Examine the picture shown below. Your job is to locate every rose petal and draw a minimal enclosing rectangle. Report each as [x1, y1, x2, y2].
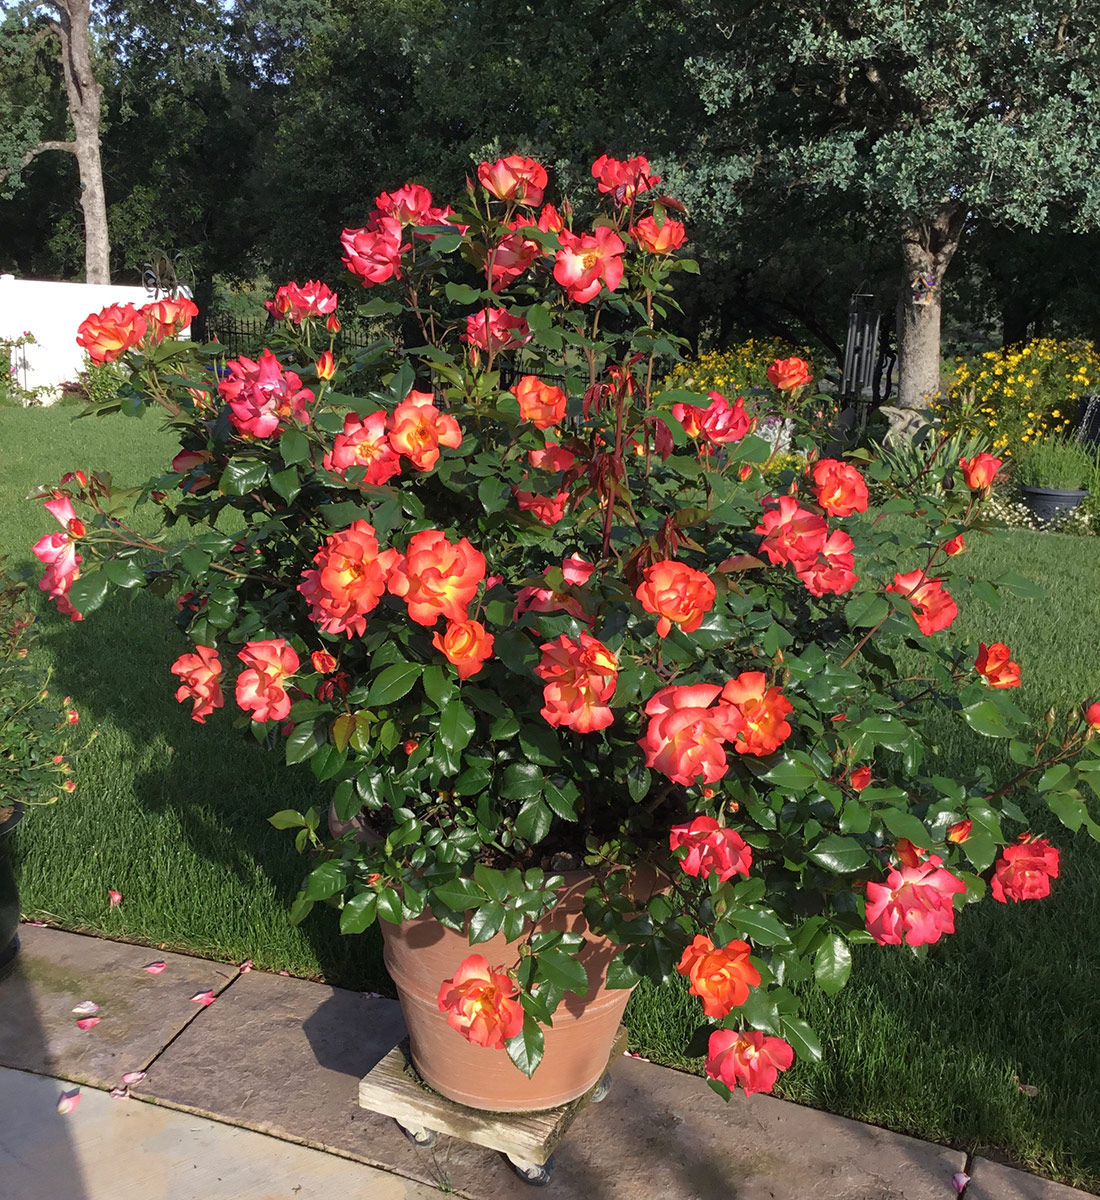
[57, 1089, 81, 1114]
[238, 960, 253, 973]
[72, 1000, 100, 1016]
[143, 961, 167, 974]
[952, 1173, 970, 1194]
[107, 889, 122, 908]
[278, 970, 290, 977]
[109, 1086, 130, 1100]
[76, 1017, 101, 1030]
[190, 990, 216, 1006]
[121, 1070, 147, 1085]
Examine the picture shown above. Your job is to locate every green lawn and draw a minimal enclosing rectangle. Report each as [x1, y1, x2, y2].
[4, 404, 1100, 1189]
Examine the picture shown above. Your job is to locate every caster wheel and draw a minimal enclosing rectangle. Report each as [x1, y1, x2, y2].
[591, 1073, 612, 1103]
[397, 1121, 438, 1149]
[507, 1152, 555, 1186]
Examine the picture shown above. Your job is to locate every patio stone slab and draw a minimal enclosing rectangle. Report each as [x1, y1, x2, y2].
[0, 1066, 439, 1199]
[134, 964, 969, 1199]
[0, 924, 237, 1090]
[967, 1157, 1094, 1199]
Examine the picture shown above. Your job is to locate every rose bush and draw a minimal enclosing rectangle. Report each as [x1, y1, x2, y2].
[32, 155, 1100, 1099]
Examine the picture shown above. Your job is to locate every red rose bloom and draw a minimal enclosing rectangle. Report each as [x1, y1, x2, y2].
[959, 452, 1002, 493]
[76, 303, 148, 364]
[477, 155, 548, 207]
[991, 834, 1059, 903]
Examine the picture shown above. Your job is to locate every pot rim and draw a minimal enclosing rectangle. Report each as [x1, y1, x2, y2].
[1017, 484, 1090, 498]
[0, 801, 24, 837]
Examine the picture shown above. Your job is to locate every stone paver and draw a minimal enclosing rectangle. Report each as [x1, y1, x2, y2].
[967, 1157, 1094, 1200]
[0, 925, 237, 1090]
[5, 927, 1094, 1200]
[137, 960, 967, 1199]
[0, 1066, 439, 1200]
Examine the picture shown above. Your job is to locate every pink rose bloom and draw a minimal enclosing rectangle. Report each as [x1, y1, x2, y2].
[514, 487, 570, 527]
[755, 496, 828, 571]
[514, 556, 594, 623]
[639, 684, 742, 786]
[341, 216, 405, 285]
[864, 850, 966, 946]
[235, 639, 300, 723]
[796, 529, 858, 597]
[700, 392, 751, 444]
[462, 309, 532, 354]
[553, 227, 626, 303]
[669, 815, 752, 882]
[705, 1030, 794, 1097]
[219, 349, 315, 440]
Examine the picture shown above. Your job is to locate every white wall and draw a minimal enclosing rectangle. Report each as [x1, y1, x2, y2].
[0, 276, 191, 401]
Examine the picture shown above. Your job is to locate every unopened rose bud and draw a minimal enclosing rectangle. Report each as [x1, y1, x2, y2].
[738, 464, 753, 481]
[1045, 706, 1056, 726]
[67, 709, 79, 725]
[326, 314, 341, 334]
[702, 786, 715, 799]
[404, 740, 419, 755]
[1086, 701, 1100, 729]
[316, 350, 336, 381]
[62, 779, 76, 793]
[946, 819, 972, 844]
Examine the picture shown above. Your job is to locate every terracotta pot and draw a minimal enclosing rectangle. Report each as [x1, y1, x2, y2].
[381, 871, 657, 1112]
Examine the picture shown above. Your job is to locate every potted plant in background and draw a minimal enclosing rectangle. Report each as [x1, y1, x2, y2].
[29, 155, 1100, 1114]
[1011, 434, 1097, 524]
[0, 563, 84, 978]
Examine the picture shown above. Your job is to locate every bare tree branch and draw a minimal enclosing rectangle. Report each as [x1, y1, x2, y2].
[0, 137, 76, 184]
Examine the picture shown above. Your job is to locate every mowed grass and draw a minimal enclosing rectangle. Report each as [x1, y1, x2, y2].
[1, 405, 383, 985]
[4, 405, 1100, 1188]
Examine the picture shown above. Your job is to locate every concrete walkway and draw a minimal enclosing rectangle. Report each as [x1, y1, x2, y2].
[0, 924, 1091, 1200]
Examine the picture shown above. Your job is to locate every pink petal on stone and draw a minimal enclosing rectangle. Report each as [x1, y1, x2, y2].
[953, 1172, 970, 1194]
[278, 970, 290, 977]
[76, 1017, 101, 1030]
[57, 1089, 81, 1114]
[190, 990, 216, 1006]
[238, 960, 253, 973]
[143, 961, 167, 974]
[109, 1087, 130, 1100]
[72, 1000, 100, 1016]
[121, 1071, 147, 1085]
[107, 889, 122, 908]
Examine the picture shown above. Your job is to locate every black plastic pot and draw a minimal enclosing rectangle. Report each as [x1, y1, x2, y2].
[1018, 485, 1089, 525]
[0, 802, 23, 981]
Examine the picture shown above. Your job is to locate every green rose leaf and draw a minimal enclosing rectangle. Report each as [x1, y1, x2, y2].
[366, 662, 423, 706]
[813, 934, 852, 996]
[506, 1013, 546, 1078]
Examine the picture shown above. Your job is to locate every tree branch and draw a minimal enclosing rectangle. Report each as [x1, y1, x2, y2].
[0, 139, 76, 185]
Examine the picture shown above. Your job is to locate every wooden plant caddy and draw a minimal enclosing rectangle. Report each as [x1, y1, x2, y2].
[359, 1025, 628, 1186]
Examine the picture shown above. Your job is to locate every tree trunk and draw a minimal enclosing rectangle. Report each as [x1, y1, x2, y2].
[895, 205, 966, 410]
[53, 0, 110, 284]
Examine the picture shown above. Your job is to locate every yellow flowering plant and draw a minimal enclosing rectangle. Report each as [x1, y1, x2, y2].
[939, 338, 1100, 456]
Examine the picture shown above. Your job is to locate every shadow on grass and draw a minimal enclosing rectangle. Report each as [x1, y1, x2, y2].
[31, 591, 387, 993]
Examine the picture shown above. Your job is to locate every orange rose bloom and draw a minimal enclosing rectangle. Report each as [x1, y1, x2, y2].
[170, 645, 224, 724]
[811, 458, 869, 517]
[76, 303, 148, 364]
[388, 529, 486, 626]
[959, 452, 1002, 493]
[720, 672, 794, 757]
[975, 641, 1021, 689]
[1087, 701, 1100, 729]
[635, 560, 716, 638]
[639, 683, 742, 785]
[311, 650, 337, 674]
[534, 632, 618, 732]
[388, 390, 462, 471]
[766, 356, 812, 391]
[671, 401, 707, 438]
[850, 765, 872, 791]
[514, 487, 570, 526]
[298, 520, 399, 637]
[437, 954, 524, 1049]
[142, 296, 198, 341]
[676, 935, 760, 1019]
[511, 375, 568, 429]
[632, 215, 687, 254]
[432, 618, 495, 680]
[324, 411, 402, 486]
[886, 570, 958, 636]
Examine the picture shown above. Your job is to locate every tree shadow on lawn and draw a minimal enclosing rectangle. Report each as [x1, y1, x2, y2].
[36, 591, 387, 993]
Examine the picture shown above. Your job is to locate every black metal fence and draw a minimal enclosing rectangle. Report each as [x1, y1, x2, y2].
[207, 317, 376, 360]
